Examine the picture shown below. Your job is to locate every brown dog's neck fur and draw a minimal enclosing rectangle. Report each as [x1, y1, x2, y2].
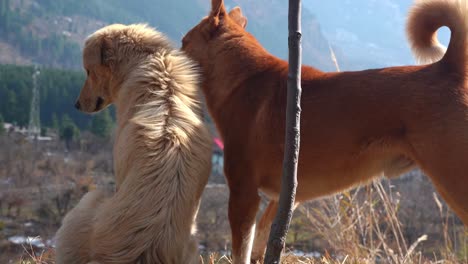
[202, 31, 282, 107]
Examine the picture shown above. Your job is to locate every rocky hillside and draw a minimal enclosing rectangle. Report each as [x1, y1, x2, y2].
[0, 0, 338, 71]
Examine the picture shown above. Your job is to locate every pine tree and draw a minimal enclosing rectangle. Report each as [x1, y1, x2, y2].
[0, 0, 11, 31]
[60, 114, 79, 149]
[90, 109, 114, 138]
[51, 113, 59, 131]
[0, 114, 5, 135]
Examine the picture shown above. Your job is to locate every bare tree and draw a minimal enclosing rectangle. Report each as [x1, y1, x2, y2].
[265, 0, 302, 263]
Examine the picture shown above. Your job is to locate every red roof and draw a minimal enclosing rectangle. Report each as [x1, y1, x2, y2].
[214, 137, 224, 150]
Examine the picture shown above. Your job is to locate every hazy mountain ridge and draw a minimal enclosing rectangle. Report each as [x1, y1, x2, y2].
[305, 0, 451, 70]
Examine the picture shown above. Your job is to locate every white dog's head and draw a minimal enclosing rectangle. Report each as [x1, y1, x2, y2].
[75, 24, 172, 113]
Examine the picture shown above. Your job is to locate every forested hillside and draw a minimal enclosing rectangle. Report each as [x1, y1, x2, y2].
[0, 64, 113, 137]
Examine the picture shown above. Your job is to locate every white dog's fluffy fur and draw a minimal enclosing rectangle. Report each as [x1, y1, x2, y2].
[55, 24, 212, 264]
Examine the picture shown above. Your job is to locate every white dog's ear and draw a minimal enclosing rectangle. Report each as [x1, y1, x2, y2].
[229, 7, 248, 29]
[100, 37, 113, 67]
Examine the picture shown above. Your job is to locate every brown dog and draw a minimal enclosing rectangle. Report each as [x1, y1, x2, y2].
[55, 24, 212, 263]
[182, 0, 468, 263]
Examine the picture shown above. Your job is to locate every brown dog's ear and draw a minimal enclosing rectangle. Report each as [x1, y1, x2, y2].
[211, 0, 226, 18]
[229, 7, 248, 29]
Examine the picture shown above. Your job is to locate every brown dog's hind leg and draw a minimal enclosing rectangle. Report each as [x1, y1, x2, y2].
[428, 171, 468, 224]
[415, 137, 468, 224]
[228, 185, 261, 264]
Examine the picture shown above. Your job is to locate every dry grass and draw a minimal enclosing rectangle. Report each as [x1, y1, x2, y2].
[291, 179, 467, 264]
[15, 244, 55, 264]
[15, 179, 466, 264]
[198, 178, 466, 264]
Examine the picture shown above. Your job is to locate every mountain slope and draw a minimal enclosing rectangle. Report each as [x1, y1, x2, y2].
[200, 0, 338, 71]
[0, 0, 337, 71]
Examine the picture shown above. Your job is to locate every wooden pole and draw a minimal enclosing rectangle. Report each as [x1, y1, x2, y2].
[264, 0, 302, 263]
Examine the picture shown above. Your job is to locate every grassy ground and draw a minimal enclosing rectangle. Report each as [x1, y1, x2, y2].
[8, 179, 467, 264]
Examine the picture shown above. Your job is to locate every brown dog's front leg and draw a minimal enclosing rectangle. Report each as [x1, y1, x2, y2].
[228, 187, 261, 264]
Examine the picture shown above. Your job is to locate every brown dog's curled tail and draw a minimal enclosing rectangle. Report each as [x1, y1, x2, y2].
[407, 0, 468, 75]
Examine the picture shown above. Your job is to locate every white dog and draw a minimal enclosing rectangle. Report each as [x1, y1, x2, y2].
[55, 24, 212, 264]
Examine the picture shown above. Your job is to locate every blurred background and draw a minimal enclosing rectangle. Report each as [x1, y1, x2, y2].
[0, 0, 465, 263]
